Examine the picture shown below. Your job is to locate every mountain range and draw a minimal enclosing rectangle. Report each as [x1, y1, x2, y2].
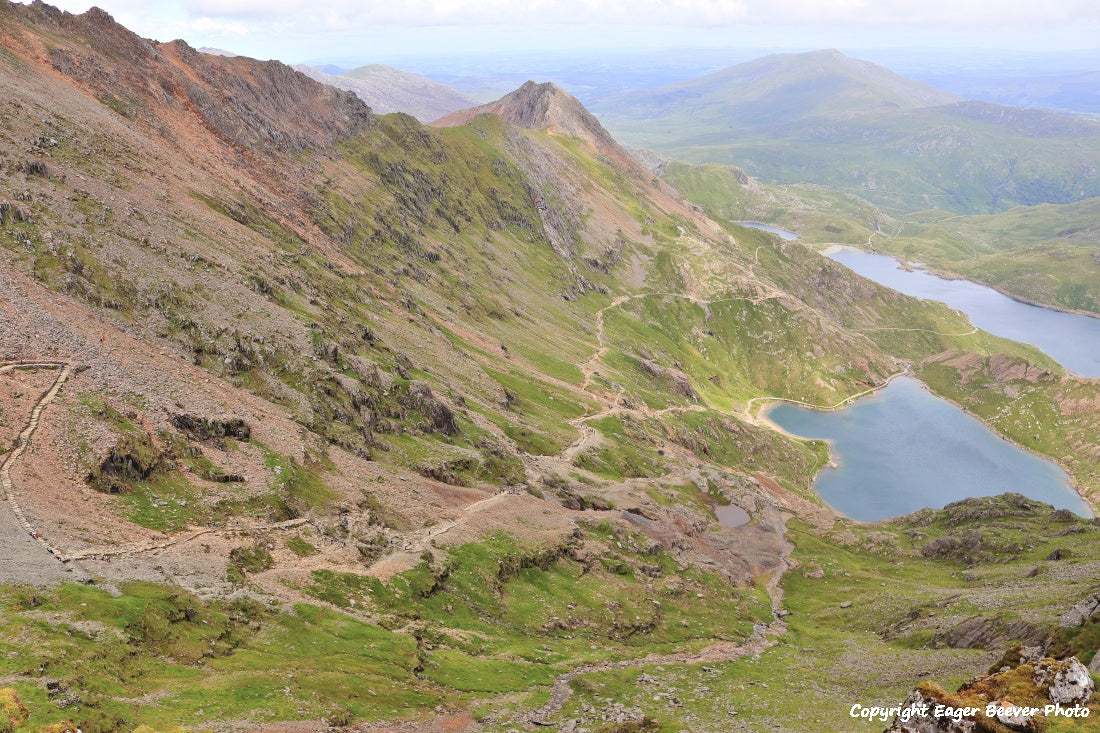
[596, 49, 1100, 215]
[0, 3, 1099, 732]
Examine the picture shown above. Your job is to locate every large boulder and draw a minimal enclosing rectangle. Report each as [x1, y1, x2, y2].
[1033, 658, 1094, 705]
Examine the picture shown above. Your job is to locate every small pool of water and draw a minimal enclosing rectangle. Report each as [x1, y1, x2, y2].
[715, 504, 750, 527]
[765, 376, 1091, 521]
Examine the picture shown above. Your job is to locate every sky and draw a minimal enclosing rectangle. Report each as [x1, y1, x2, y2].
[29, 0, 1100, 65]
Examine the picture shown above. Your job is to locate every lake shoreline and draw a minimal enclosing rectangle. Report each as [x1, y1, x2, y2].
[757, 375, 1095, 522]
[820, 244, 1100, 324]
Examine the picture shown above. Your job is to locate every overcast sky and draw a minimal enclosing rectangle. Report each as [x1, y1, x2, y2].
[32, 0, 1100, 64]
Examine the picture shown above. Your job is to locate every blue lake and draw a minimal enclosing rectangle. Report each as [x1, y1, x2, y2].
[766, 377, 1091, 521]
[827, 249, 1100, 377]
[735, 222, 801, 240]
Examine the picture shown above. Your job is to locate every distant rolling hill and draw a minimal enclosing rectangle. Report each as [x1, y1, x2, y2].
[871, 196, 1100, 315]
[595, 50, 1100, 215]
[294, 63, 477, 122]
[916, 69, 1100, 116]
[598, 48, 959, 130]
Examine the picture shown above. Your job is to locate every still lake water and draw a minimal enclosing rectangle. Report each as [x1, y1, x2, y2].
[766, 377, 1091, 521]
[827, 249, 1100, 377]
[734, 222, 801, 240]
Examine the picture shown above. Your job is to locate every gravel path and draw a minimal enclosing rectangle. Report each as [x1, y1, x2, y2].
[0, 361, 91, 584]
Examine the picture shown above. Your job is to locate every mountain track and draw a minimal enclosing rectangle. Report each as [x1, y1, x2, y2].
[0, 360, 90, 583]
[517, 519, 795, 728]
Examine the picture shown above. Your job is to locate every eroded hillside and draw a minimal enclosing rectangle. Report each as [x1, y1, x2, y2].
[1, 3, 1098, 731]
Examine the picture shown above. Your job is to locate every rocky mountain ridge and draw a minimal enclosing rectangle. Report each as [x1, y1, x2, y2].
[0, 4, 1098, 732]
[435, 80, 626, 160]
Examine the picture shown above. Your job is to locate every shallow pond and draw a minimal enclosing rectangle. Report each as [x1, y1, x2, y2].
[715, 504, 750, 527]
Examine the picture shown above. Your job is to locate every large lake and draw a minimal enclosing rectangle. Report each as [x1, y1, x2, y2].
[827, 248, 1100, 377]
[735, 222, 801, 240]
[767, 377, 1091, 521]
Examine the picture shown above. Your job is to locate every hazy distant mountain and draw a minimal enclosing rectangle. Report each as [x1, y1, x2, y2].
[915, 69, 1100, 116]
[295, 63, 477, 122]
[595, 49, 1100, 214]
[198, 47, 237, 57]
[595, 49, 960, 131]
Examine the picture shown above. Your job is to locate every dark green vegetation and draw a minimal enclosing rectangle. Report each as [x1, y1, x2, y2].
[0, 527, 770, 731]
[866, 198, 1100, 316]
[659, 152, 1100, 316]
[660, 160, 882, 245]
[613, 50, 1100, 318]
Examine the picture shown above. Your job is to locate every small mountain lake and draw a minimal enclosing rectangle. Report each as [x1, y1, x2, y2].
[826, 248, 1100, 377]
[766, 376, 1091, 521]
[735, 221, 801, 240]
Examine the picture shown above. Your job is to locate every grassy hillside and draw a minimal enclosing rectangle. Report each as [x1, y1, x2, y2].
[0, 5, 1098, 732]
[869, 198, 1100, 315]
[659, 160, 885, 245]
[660, 157, 1100, 317]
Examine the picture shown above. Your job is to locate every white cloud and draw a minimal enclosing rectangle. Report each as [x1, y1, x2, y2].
[32, 0, 1100, 33]
[21, 0, 1100, 59]
[188, 16, 250, 35]
[169, 0, 1100, 28]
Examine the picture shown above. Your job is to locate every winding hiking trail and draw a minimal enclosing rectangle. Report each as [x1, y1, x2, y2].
[0, 366, 365, 572]
[0, 360, 90, 583]
[578, 295, 629, 392]
[64, 516, 313, 562]
[506, 280, 811, 727]
[520, 529, 795, 728]
[561, 288, 787, 464]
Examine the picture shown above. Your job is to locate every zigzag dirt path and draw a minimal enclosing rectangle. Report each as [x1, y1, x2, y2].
[563, 289, 787, 463]
[0, 362, 334, 576]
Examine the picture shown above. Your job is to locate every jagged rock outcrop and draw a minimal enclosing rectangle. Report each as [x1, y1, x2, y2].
[0, 0, 374, 158]
[932, 615, 1046, 650]
[433, 81, 636, 168]
[401, 381, 459, 436]
[638, 358, 699, 401]
[884, 657, 1096, 732]
[171, 413, 252, 443]
[885, 688, 975, 732]
[1059, 590, 1100, 628]
[1033, 658, 1094, 705]
[435, 81, 614, 148]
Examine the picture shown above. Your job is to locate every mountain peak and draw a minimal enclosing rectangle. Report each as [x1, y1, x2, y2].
[434, 79, 620, 154]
